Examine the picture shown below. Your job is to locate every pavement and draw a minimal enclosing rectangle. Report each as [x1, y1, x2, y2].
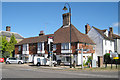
[1, 63, 119, 78]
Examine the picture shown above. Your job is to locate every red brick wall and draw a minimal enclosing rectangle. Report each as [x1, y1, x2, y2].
[56, 43, 61, 55]
[55, 42, 95, 55]
[45, 42, 48, 54]
[78, 43, 95, 53]
[15, 45, 22, 54]
[71, 43, 77, 54]
[29, 43, 37, 54]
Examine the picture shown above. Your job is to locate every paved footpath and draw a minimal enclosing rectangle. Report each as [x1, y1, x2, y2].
[1, 63, 119, 78]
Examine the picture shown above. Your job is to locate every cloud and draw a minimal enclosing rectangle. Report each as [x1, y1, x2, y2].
[112, 22, 120, 27]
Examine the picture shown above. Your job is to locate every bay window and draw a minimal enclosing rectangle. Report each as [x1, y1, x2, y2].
[61, 43, 69, 50]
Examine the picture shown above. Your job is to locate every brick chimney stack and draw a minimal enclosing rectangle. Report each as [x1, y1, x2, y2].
[85, 24, 91, 34]
[39, 31, 44, 36]
[109, 27, 113, 38]
[6, 26, 11, 31]
[62, 13, 71, 26]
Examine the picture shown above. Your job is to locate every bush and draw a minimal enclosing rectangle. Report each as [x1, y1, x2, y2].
[104, 53, 120, 64]
[104, 53, 111, 64]
[85, 56, 92, 65]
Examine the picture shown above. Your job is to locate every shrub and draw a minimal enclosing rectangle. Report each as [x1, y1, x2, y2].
[85, 56, 92, 65]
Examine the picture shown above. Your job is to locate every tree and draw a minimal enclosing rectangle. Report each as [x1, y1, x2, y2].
[7, 34, 17, 57]
[1, 36, 9, 58]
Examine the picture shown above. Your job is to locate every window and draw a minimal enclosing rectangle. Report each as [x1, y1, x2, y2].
[105, 50, 107, 54]
[23, 44, 28, 51]
[61, 43, 69, 50]
[53, 45, 56, 50]
[37, 43, 42, 51]
[18, 46, 21, 51]
[110, 41, 112, 46]
[105, 40, 107, 45]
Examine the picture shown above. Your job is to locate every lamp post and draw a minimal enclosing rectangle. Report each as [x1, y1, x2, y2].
[63, 3, 72, 68]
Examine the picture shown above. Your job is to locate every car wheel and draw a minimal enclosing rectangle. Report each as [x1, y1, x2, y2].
[18, 61, 22, 64]
[6, 61, 10, 64]
[37, 62, 40, 66]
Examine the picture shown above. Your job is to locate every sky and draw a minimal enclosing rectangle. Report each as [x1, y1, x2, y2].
[2, 2, 118, 38]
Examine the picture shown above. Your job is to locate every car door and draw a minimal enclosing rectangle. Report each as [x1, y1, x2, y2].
[13, 58, 17, 63]
[9, 58, 14, 63]
[9, 58, 17, 63]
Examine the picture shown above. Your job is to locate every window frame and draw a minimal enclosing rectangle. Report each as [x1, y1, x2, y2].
[61, 43, 69, 50]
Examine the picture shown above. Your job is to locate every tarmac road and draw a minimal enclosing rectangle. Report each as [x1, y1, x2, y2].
[1, 63, 119, 78]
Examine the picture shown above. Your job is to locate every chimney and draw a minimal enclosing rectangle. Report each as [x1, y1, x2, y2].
[6, 26, 11, 31]
[62, 13, 71, 26]
[39, 31, 44, 36]
[109, 27, 113, 38]
[85, 24, 91, 34]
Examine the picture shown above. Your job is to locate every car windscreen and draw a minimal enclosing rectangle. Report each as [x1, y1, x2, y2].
[9, 58, 17, 60]
[37, 58, 40, 62]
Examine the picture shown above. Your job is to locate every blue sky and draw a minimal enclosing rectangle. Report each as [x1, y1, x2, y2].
[2, 2, 118, 38]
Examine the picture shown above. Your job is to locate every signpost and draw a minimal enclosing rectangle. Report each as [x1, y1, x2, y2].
[110, 51, 119, 69]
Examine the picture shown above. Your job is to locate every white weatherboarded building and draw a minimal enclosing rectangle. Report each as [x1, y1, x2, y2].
[87, 26, 114, 61]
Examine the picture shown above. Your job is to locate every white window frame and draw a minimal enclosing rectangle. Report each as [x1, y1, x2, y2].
[18, 46, 21, 51]
[110, 41, 112, 46]
[105, 40, 107, 45]
[23, 44, 29, 51]
[37, 42, 42, 51]
[61, 43, 69, 50]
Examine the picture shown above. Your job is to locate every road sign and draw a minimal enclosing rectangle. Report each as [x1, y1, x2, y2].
[110, 52, 118, 59]
[113, 57, 119, 59]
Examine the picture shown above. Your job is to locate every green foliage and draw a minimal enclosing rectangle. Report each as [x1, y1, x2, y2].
[0, 34, 17, 58]
[0, 36, 9, 58]
[7, 34, 17, 57]
[83, 60, 86, 66]
[104, 53, 111, 63]
[85, 56, 93, 65]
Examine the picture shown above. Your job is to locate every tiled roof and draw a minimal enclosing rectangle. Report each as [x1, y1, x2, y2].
[54, 24, 95, 44]
[16, 34, 54, 45]
[112, 34, 120, 39]
[92, 26, 114, 41]
[0, 31, 24, 39]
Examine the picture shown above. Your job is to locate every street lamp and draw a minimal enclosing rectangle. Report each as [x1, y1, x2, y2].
[63, 3, 72, 68]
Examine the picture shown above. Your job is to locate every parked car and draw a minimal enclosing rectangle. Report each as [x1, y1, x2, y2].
[34, 56, 57, 66]
[6, 57, 24, 64]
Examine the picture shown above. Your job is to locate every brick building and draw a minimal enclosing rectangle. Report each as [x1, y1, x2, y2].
[15, 31, 53, 62]
[53, 13, 95, 65]
[15, 13, 96, 65]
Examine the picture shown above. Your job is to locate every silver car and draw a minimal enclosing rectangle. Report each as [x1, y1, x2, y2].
[6, 58, 24, 64]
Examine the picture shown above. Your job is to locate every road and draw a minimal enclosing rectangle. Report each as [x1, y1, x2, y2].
[1, 63, 119, 78]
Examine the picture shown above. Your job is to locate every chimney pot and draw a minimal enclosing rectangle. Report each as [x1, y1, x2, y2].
[39, 30, 44, 36]
[85, 24, 91, 34]
[109, 27, 113, 38]
[6, 26, 11, 31]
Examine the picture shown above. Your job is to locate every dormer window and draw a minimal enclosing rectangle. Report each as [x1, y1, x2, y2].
[104, 30, 108, 37]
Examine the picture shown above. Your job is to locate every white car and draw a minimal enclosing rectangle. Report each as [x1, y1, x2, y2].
[34, 56, 57, 66]
[6, 58, 24, 64]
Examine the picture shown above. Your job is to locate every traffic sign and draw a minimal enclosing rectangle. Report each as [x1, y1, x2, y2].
[113, 57, 119, 59]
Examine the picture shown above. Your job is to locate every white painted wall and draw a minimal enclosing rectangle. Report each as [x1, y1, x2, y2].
[117, 39, 120, 54]
[87, 27, 115, 61]
[77, 53, 91, 65]
[29, 54, 33, 62]
[87, 28, 103, 61]
[103, 39, 114, 55]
